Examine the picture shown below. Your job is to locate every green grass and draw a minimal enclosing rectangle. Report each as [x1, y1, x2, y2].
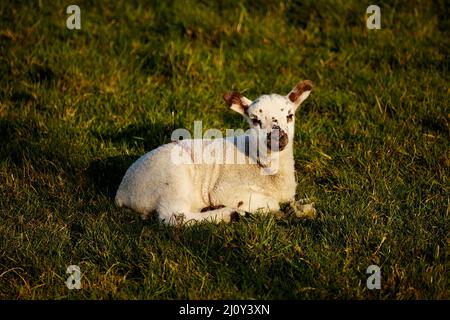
[0, 0, 448, 299]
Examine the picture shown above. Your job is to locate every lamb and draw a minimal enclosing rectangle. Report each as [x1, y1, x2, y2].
[115, 80, 316, 225]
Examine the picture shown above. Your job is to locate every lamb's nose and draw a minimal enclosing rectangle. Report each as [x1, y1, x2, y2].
[267, 126, 289, 151]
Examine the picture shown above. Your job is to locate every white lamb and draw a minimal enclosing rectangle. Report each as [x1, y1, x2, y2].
[115, 80, 316, 225]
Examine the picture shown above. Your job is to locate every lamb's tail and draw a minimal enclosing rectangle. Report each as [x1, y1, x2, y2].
[114, 194, 123, 208]
[115, 191, 123, 207]
[115, 180, 126, 208]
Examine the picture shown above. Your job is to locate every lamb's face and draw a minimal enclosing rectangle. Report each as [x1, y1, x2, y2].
[223, 80, 313, 152]
[245, 95, 294, 151]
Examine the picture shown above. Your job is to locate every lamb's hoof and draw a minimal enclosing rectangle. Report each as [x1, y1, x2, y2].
[201, 204, 226, 212]
[228, 210, 250, 223]
[230, 211, 240, 222]
[286, 200, 317, 220]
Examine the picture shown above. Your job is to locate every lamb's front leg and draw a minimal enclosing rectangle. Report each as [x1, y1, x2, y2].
[185, 206, 246, 225]
[236, 194, 314, 220]
[236, 193, 281, 215]
[239, 194, 317, 220]
[157, 201, 244, 226]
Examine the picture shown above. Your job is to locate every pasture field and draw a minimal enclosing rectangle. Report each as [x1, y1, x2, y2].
[0, 0, 448, 299]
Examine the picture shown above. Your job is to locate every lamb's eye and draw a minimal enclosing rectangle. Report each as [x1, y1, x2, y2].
[287, 114, 294, 122]
[251, 118, 261, 127]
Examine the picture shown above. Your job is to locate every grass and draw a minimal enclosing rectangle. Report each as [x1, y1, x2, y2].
[0, 0, 448, 299]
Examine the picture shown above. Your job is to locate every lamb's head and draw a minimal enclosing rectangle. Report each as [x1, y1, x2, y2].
[223, 80, 313, 152]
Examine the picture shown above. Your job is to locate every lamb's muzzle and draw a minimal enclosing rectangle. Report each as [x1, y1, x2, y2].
[267, 125, 289, 151]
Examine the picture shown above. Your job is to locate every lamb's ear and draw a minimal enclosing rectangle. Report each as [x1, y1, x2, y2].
[223, 92, 252, 115]
[287, 80, 313, 108]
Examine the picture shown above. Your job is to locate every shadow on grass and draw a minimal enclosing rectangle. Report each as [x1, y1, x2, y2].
[0, 117, 80, 173]
[86, 121, 182, 199]
[86, 155, 138, 199]
[139, 216, 323, 298]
